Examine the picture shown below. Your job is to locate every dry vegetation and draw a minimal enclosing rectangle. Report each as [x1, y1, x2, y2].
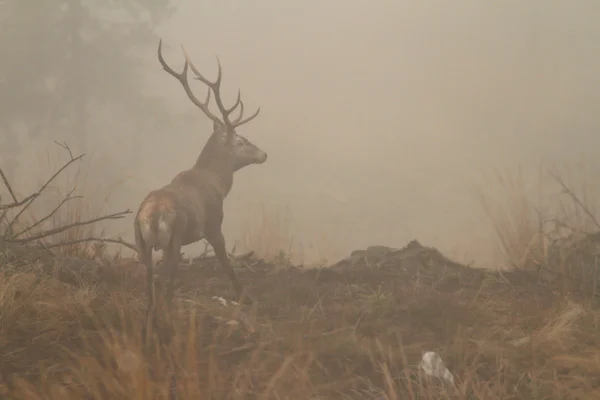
[1, 149, 600, 399]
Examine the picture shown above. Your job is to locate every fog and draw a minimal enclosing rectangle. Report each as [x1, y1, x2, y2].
[4, 0, 600, 265]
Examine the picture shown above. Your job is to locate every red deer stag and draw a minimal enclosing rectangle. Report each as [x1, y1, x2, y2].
[134, 40, 266, 318]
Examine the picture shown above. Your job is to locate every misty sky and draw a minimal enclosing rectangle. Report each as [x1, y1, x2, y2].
[13, 0, 600, 265]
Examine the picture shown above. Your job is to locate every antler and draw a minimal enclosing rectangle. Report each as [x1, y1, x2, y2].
[180, 45, 260, 130]
[158, 40, 221, 125]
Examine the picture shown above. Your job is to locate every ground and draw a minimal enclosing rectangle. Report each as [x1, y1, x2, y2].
[0, 240, 599, 399]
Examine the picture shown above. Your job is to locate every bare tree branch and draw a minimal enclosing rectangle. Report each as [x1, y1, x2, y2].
[12, 187, 81, 238]
[0, 192, 39, 211]
[2, 142, 134, 257]
[6, 210, 132, 244]
[53, 140, 74, 159]
[6, 143, 85, 233]
[0, 168, 18, 203]
[0, 167, 40, 211]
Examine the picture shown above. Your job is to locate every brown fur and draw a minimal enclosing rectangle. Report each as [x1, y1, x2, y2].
[136, 41, 266, 343]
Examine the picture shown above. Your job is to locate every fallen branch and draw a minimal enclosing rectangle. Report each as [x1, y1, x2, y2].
[191, 250, 255, 264]
[42, 236, 138, 252]
[198, 241, 213, 258]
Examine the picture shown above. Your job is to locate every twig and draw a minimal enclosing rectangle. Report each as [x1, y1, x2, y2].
[6, 210, 132, 244]
[1, 142, 135, 255]
[235, 251, 255, 261]
[0, 168, 18, 203]
[243, 261, 257, 273]
[7, 146, 84, 233]
[53, 140, 73, 159]
[543, 218, 584, 235]
[42, 236, 138, 252]
[0, 209, 9, 228]
[12, 187, 81, 238]
[0, 192, 39, 211]
[199, 241, 212, 257]
[549, 170, 600, 230]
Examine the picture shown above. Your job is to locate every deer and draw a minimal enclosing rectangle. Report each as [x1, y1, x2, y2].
[134, 40, 267, 328]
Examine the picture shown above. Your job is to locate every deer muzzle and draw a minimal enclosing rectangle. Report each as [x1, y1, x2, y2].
[257, 151, 267, 164]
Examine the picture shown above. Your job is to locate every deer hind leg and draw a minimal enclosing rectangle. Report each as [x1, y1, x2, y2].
[206, 230, 245, 302]
[142, 248, 154, 321]
[151, 233, 183, 347]
[142, 250, 155, 348]
[164, 233, 183, 311]
[135, 220, 155, 346]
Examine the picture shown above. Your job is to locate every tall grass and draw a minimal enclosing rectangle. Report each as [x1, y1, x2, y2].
[475, 159, 600, 271]
[239, 202, 341, 266]
[240, 202, 296, 263]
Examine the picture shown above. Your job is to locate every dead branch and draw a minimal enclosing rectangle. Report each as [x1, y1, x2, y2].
[42, 236, 138, 252]
[12, 187, 81, 238]
[199, 240, 213, 257]
[190, 241, 252, 262]
[6, 210, 132, 244]
[1, 142, 136, 256]
[548, 170, 600, 230]
[6, 143, 84, 233]
[53, 140, 74, 159]
[0, 209, 8, 229]
[0, 168, 18, 203]
[234, 251, 255, 261]
[0, 168, 40, 211]
[191, 250, 255, 265]
[0, 192, 39, 211]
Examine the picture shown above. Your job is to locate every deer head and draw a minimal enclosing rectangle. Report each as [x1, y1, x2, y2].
[157, 40, 267, 171]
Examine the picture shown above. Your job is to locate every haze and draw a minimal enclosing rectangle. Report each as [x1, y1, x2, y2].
[6, 0, 600, 265]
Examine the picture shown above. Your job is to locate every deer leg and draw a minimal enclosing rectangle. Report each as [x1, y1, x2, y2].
[139, 247, 154, 347]
[206, 231, 244, 301]
[164, 235, 183, 311]
[135, 218, 156, 348]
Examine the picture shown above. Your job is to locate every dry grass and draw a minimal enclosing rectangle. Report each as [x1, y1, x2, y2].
[240, 203, 296, 264]
[2, 156, 600, 398]
[239, 202, 339, 266]
[1, 241, 600, 399]
[475, 165, 546, 269]
[475, 160, 600, 272]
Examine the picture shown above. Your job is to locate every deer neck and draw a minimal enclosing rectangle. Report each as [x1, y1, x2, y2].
[194, 137, 235, 196]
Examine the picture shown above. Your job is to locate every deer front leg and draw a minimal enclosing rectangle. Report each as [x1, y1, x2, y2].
[206, 230, 245, 301]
